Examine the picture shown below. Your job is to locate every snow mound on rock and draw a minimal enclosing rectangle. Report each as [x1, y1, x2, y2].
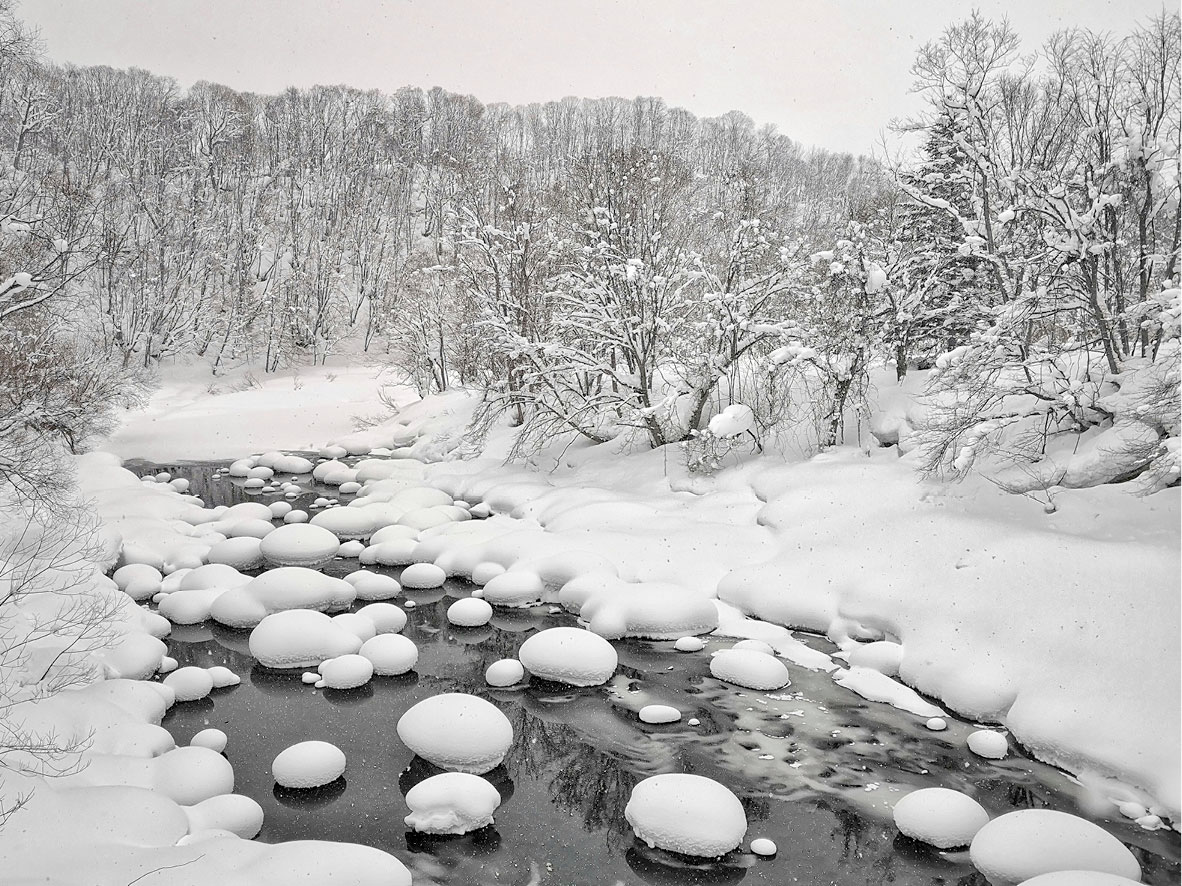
[359, 634, 418, 675]
[396, 693, 512, 774]
[400, 562, 446, 589]
[482, 571, 545, 607]
[205, 536, 264, 570]
[356, 602, 406, 634]
[639, 704, 681, 724]
[260, 524, 340, 569]
[485, 659, 525, 687]
[969, 809, 1141, 885]
[249, 609, 363, 668]
[163, 666, 214, 702]
[447, 597, 493, 627]
[518, 627, 617, 686]
[404, 772, 501, 834]
[709, 649, 790, 690]
[625, 773, 747, 857]
[210, 567, 355, 628]
[272, 740, 346, 789]
[345, 570, 401, 601]
[318, 654, 374, 689]
[560, 575, 718, 639]
[892, 787, 989, 849]
[310, 507, 377, 541]
[968, 729, 1009, 760]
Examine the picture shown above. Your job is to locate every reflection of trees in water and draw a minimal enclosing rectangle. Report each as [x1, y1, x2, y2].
[815, 798, 868, 859]
[167, 637, 253, 671]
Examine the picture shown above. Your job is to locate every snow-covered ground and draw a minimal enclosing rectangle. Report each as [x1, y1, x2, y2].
[2, 358, 1177, 883]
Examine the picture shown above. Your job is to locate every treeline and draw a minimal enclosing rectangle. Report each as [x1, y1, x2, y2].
[0, 3, 1178, 492]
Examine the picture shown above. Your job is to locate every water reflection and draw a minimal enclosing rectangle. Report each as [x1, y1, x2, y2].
[274, 777, 348, 809]
[625, 844, 748, 886]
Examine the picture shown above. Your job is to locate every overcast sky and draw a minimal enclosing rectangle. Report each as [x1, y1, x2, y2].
[16, 0, 1168, 155]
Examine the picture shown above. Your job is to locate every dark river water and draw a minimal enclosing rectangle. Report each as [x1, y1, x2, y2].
[133, 458, 1181, 886]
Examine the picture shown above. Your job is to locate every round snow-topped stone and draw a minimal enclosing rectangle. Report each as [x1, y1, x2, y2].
[310, 507, 376, 541]
[396, 693, 512, 774]
[675, 636, 706, 652]
[639, 704, 681, 724]
[925, 717, 948, 731]
[359, 634, 418, 676]
[272, 741, 346, 789]
[331, 612, 377, 642]
[404, 772, 502, 835]
[318, 653, 374, 689]
[269, 501, 293, 519]
[485, 659, 525, 687]
[207, 666, 240, 688]
[356, 602, 406, 634]
[228, 517, 272, 537]
[448, 597, 493, 627]
[709, 649, 790, 690]
[732, 639, 775, 655]
[750, 838, 777, 856]
[970, 809, 1141, 885]
[189, 728, 228, 752]
[206, 536, 264, 570]
[283, 510, 309, 524]
[338, 540, 365, 557]
[1016, 874, 1143, 886]
[518, 627, 617, 686]
[471, 562, 506, 586]
[401, 562, 446, 589]
[482, 571, 544, 607]
[625, 773, 747, 858]
[113, 564, 163, 602]
[164, 667, 214, 702]
[260, 523, 340, 569]
[968, 730, 1008, 760]
[346, 571, 401, 601]
[249, 609, 362, 668]
[893, 787, 989, 849]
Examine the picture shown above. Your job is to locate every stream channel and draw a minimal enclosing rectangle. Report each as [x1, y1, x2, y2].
[129, 457, 1181, 886]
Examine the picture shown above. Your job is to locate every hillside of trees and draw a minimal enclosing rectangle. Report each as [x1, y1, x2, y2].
[0, 3, 1177, 493]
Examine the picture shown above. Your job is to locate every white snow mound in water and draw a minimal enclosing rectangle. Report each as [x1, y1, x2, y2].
[359, 634, 418, 675]
[969, 809, 1141, 885]
[404, 772, 502, 834]
[345, 570, 402, 601]
[190, 728, 228, 752]
[356, 601, 407, 633]
[518, 627, 617, 686]
[639, 704, 681, 724]
[205, 536, 264, 570]
[1015, 873, 1143, 886]
[485, 659, 525, 687]
[560, 575, 718, 639]
[184, 793, 264, 839]
[260, 523, 340, 569]
[482, 571, 545, 607]
[968, 729, 1009, 760]
[211, 566, 355, 628]
[400, 562, 446, 589]
[447, 597, 493, 627]
[625, 773, 747, 857]
[318, 653, 374, 689]
[708, 403, 755, 438]
[396, 693, 512, 774]
[272, 740, 346, 789]
[331, 612, 377, 642]
[709, 649, 790, 690]
[163, 666, 214, 702]
[892, 787, 989, 848]
[310, 507, 377, 541]
[249, 609, 362, 668]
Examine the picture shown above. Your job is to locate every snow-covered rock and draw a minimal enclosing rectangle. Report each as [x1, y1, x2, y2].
[249, 609, 362, 668]
[892, 787, 989, 849]
[485, 659, 525, 687]
[403, 772, 501, 834]
[210, 567, 355, 628]
[356, 602, 406, 634]
[400, 562, 446, 589]
[205, 536, 264, 570]
[317, 654, 374, 689]
[259, 524, 340, 569]
[345, 570, 401, 601]
[331, 612, 377, 642]
[625, 773, 747, 857]
[359, 634, 418, 676]
[968, 730, 1009, 760]
[447, 597, 493, 627]
[750, 837, 777, 856]
[709, 649, 790, 690]
[310, 507, 376, 541]
[561, 576, 718, 639]
[969, 810, 1141, 885]
[396, 693, 512, 774]
[518, 627, 618, 686]
[163, 666, 214, 702]
[675, 636, 706, 652]
[639, 704, 681, 724]
[272, 740, 346, 789]
[482, 571, 545, 607]
[189, 728, 228, 752]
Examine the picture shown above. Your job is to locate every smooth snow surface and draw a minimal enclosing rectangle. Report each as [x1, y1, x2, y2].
[518, 627, 618, 686]
[750, 838, 777, 856]
[969, 810, 1141, 885]
[317, 653, 374, 689]
[709, 649, 790, 690]
[892, 787, 989, 848]
[625, 773, 747, 857]
[447, 597, 493, 626]
[259, 523, 340, 568]
[968, 730, 1009, 760]
[639, 704, 682, 724]
[396, 693, 513, 773]
[484, 659, 525, 687]
[399, 562, 446, 589]
[403, 772, 502, 834]
[359, 634, 418, 675]
[248, 609, 362, 668]
[355, 601, 407, 633]
[190, 728, 228, 752]
[272, 740, 347, 789]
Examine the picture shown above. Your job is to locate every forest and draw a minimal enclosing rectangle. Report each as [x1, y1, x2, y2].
[0, 5, 1176, 497]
